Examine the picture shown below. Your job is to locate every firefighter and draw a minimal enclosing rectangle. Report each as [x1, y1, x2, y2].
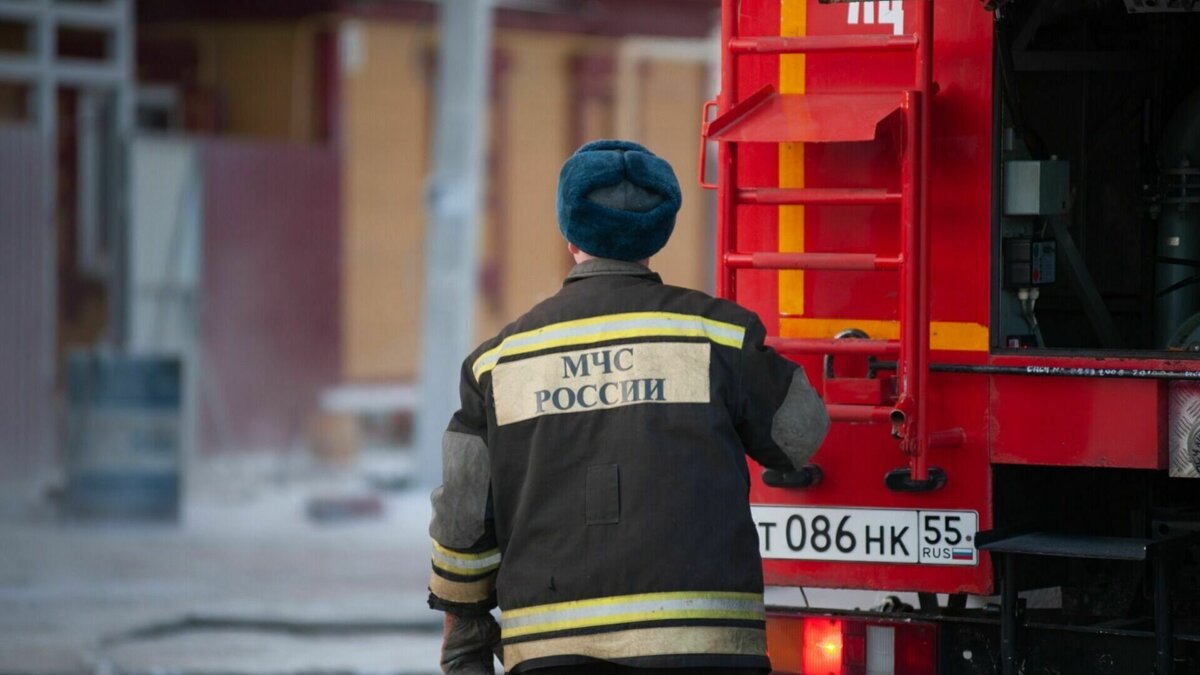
[428, 140, 830, 675]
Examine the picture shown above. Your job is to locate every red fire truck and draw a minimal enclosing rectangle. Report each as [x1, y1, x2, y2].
[700, 1, 1200, 672]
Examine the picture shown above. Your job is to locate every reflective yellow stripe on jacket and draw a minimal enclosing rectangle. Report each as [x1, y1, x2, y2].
[428, 541, 501, 606]
[472, 312, 747, 381]
[500, 591, 767, 668]
[501, 590, 764, 638]
[431, 540, 501, 576]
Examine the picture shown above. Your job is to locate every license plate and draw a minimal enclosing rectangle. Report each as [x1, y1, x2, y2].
[750, 505, 979, 566]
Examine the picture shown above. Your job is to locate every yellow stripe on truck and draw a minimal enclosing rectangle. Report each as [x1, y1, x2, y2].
[780, 317, 990, 352]
[779, 0, 808, 316]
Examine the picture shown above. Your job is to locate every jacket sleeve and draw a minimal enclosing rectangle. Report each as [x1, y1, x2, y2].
[734, 317, 830, 471]
[428, 357, 500, 616]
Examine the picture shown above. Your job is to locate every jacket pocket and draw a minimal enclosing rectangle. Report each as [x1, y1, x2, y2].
[585, 464, 620, 525]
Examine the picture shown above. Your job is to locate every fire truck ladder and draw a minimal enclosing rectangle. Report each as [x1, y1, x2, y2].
[700, 0, 957, 492]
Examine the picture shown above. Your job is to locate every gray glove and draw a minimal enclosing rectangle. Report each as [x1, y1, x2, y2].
[441, 613, 501, 675]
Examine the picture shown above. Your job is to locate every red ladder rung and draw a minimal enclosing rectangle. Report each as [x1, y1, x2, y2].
[725, 251, 901, 271]
[827, 404, 893, 424]
[728, 34, 919, 55]
[767, 337, 900, 357]
[738, 187, 901, 206]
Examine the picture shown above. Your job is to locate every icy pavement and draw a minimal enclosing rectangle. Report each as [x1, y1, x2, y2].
[0, 453, 451, 674]
[0, 451, 985, 674]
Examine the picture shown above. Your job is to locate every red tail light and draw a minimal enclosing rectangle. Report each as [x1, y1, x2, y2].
[766, 612, 937, 674]
[802, 617, 844, 673]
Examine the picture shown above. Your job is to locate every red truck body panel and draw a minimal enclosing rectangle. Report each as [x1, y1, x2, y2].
[720, 0, 1193, 598]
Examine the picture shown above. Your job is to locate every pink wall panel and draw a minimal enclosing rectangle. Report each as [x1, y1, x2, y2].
[200, 139, 340, 453]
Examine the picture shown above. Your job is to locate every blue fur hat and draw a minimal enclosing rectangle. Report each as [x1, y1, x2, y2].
[557, 139, 682, 262]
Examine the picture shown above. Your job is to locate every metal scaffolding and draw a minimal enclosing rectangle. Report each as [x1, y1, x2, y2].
[0, 0, 136, 345]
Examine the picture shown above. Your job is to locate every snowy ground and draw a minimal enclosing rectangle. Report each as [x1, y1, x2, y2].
[0, 452, 449, 674]
[0, 451, 972, 674]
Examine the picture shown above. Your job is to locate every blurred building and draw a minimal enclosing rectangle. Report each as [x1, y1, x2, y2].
[0, 0, 719, 470]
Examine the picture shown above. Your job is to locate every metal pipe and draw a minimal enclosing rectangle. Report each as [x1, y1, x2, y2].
[716, 0, 737, 300]
[1001, 553, 1018, 675]
[0, 57, 125, 87]
[728, 34, 918, 55]
[0, 57, 37, 81]
[827, 404, 893, 424]
[110, 0, 135, 349]
[724, 251, 900, 271]
[0, 0, 122, 28]
[910, 0, 935, 482]
[34, 0, 57, 407]
[767, 337, 900, 357]
[897, 90, 921, 466]
[1156, 87, 1200, 346]
[737, 187, 902, 206]
[1153, 202, 1200, 348]
[1155, 551, 1174, 675]
[928, 428, 966, 449]
[872, 360, 1200, 380]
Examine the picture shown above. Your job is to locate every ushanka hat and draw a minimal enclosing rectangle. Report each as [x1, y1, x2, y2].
[556, 139, 682, 262]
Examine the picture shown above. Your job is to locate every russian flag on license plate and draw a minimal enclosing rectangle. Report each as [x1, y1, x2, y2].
[952, 548, 973, 560]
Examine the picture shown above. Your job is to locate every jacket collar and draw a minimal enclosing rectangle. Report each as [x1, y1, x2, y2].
[564, 258, 662, 285]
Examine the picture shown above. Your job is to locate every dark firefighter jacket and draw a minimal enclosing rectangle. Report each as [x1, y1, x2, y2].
[428, 258, 830, 672]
